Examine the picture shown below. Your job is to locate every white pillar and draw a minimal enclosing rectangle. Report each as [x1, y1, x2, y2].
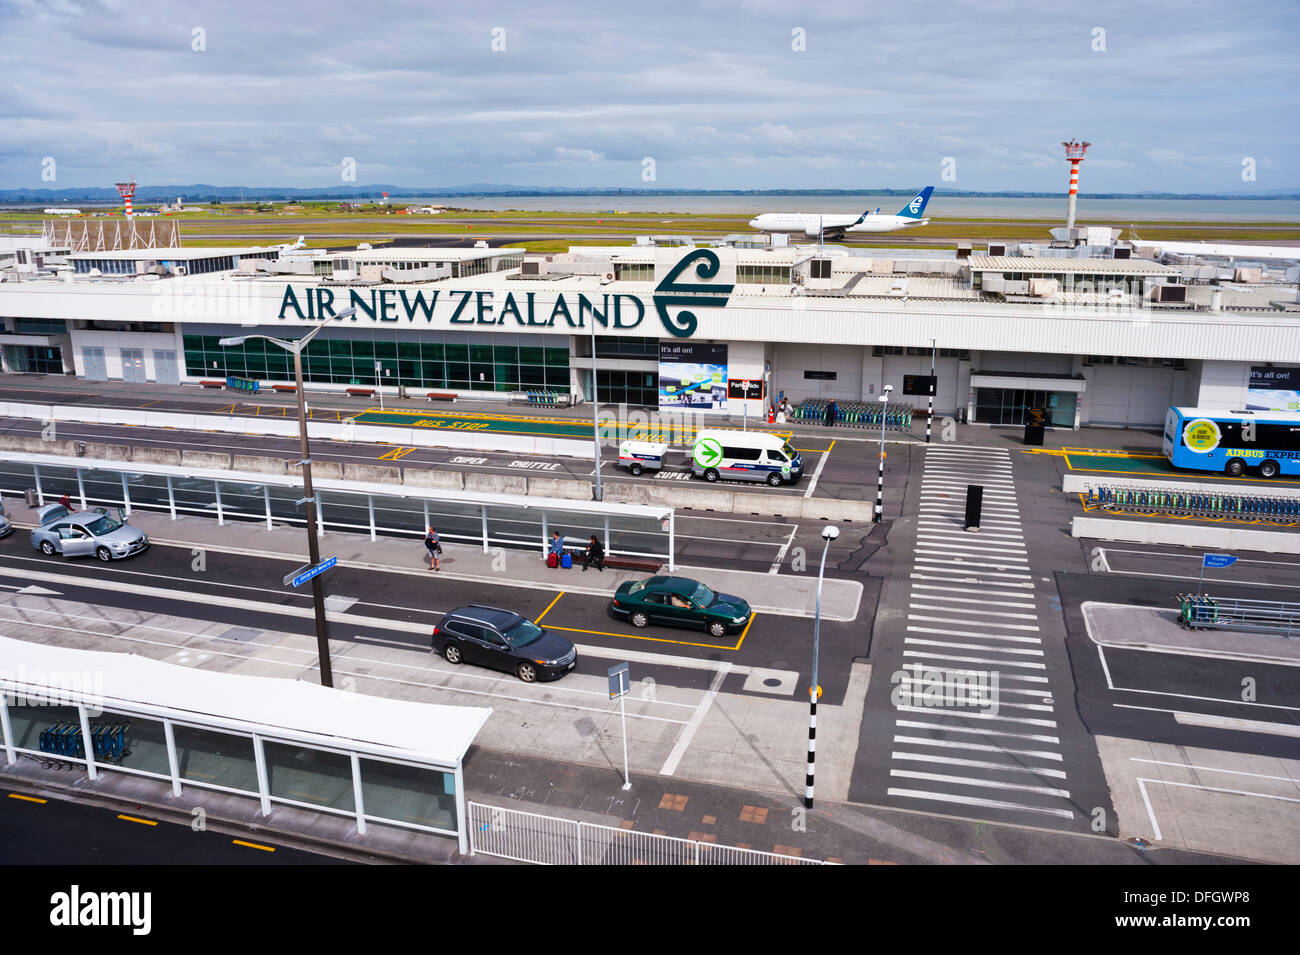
[481, 506, 489, 553]
[164, 720, 182, 796]
[120, 472, 132, 516]
[252, 735, 271, 816]
[76, 469, 86, 510]
[166, 475, 176, 520]
[454, 763, 468, 855]
[78, 704, 97, 781]
[264, 485, 272, 530]
[0, 693, 14, 765]
[367, 494, 376, 542]
[33, 464, 43, 504]
[214, 481, 224, 526]
[352, 753, 367, 836]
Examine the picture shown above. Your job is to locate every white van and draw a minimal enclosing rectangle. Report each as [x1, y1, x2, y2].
[690, 429, 803, 486]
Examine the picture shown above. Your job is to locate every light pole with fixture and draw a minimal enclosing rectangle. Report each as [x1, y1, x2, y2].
[874, 384, 892, 523]
[218, 305, 354, 688]
[592, 280, 612, 501]
[805, 523, 839, 809]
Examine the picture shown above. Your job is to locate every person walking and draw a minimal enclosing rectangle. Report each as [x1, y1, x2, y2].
[582, 534, 605, 572]
[424, 526, 442, 571]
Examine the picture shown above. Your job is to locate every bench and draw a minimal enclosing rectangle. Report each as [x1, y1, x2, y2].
[199, 380, 225, 389]
[427, 392, 456, 402]
[272, 384, 297, 393]
[346, 387, 375, 397]
[604, 555, 662, 573]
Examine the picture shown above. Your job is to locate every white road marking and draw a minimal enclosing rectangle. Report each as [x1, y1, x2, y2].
[659, 663, 730, 776]
[768, 524, 799, 575]
[903, 650, 1047, 670]
[886, 788, 1074, 819]
[895, 718, 1059, 744]
[909, 603, 1040, 620]
[894, 735, 1063, 761]
[891, 751, 1068, 778]
[803, 444, 831, 499]
[890, 769, 1070, 798]
[907, 614, 1040, 631]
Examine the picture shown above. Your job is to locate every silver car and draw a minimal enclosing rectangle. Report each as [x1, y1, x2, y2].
[30, 504, 149, 562]
[0, 502, 12, 539]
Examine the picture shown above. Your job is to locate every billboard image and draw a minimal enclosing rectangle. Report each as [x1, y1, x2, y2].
[659, 342, 728, 411]
[1248, 366, 1300, 412]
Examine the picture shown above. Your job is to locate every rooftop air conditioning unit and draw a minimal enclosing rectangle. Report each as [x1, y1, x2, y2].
[988, 243, 1006, 257]
[1153, 284, 1187, 303]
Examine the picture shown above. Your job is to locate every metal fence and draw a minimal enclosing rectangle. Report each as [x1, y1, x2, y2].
[0, 453, 674, 566]
[1085, 483, 1300, 523]
[468, 801, 832, 865]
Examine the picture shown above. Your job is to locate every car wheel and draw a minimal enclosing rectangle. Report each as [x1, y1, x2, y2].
[630, 463, 643, 476]
[767, 472, 782, 487]
[96, 546, 112, 562]
[443, 643, 462, 664]
[40, 540, 55, 556]
[630, 611, 649, 628]
[1225, 459, 1245, 476]
[704, 468, 720, 482]
[1260, 460, 1280, 479]
[707, 620, 727, 638]
[516, 662, 538, 683]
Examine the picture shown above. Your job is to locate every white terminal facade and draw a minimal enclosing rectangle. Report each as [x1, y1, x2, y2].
[1, 227, 1298, 428]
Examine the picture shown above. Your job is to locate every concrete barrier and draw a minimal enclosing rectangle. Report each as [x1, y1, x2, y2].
[180, 450, 233, 471]
[0, 435, 81, 456]
[1063, 472, 1292, 497]
[50, 405, 101, 424]
[1072, 516, 1300, 554]
[309, 461, 345, 480]
[799, 498, 876, 522]
[526, 477, 594, 501]
[729, 492, 793, 517]
[402, 468, 465, 491]
[465, 473, 528, 496]
[658, 486, 736, 512]
[233, 454, 289, 475]
[344, 463, 402, 484]
[82, 442, 133, 462]
[133, 447, 183, 467]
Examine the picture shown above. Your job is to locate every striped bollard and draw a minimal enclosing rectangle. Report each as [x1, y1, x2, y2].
[805, 694, 816, 808]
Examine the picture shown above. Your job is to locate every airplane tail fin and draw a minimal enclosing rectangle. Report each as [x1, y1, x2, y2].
[897, 186, 934, 219]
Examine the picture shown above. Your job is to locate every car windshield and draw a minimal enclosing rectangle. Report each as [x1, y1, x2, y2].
[84, 515, 122, 536]
[782, 442, 797, 459]
[629, 580, 648, 594]
[690, 583, 715, 607]
[504, 619, 544, 647]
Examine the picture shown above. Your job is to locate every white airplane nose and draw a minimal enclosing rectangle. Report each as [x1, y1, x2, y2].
[748, 219, 759, 229]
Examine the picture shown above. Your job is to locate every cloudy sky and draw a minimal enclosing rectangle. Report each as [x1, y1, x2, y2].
[2, 0, 1296, 193]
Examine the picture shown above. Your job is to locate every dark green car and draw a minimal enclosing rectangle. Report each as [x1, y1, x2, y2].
[609, 576, 752, 638]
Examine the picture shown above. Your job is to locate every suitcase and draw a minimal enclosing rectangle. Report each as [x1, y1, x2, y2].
[547, 553, 559, 568]
[561, 553, 572, 569]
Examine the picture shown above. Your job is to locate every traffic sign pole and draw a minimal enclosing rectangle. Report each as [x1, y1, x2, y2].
[609, 663, 632, 789]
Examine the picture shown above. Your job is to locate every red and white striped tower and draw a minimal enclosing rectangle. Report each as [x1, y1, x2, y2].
[1061, 140, 1090, 231]
[115, 178, 136, 218]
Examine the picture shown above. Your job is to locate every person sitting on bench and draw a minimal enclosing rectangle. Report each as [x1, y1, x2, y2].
[582, 534, 605, 572]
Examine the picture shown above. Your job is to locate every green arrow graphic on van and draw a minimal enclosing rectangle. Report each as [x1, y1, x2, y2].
[693, 437, 723, 469]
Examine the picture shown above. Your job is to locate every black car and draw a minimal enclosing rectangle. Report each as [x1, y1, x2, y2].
[432, 605, 577, 683]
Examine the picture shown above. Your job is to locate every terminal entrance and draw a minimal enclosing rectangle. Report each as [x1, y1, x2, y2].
[975, 387, 1077, 427]
[2, 344, 64, 375]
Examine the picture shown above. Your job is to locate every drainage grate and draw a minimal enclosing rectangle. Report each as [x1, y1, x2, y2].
[217, 626, 262, 643]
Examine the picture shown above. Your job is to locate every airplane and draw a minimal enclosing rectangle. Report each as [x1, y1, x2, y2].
[748, 187, 934, 239]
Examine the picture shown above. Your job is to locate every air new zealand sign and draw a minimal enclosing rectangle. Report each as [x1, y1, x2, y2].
[277, 248, 734, 338]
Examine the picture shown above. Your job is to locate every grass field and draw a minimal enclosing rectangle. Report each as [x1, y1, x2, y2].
[7, 202, 1299, 250]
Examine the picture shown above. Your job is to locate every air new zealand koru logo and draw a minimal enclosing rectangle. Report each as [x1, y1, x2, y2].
[653, 248, 734, 338]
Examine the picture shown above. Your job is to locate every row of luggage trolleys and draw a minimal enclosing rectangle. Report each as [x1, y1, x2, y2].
[1087, 485, 1300, 520]
[792, 399, 914, 430]
[1177, 594, 1300, 637]
[38, 721, 131, 761]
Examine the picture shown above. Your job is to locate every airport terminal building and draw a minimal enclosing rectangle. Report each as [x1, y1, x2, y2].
[1, 233, 1298, 428]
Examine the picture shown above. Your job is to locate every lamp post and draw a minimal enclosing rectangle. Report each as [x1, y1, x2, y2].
[805, 524, 839, 809]
[218, 306, 353, 688]
[926, 338, 936, 444]
[874, 384, 892, 523]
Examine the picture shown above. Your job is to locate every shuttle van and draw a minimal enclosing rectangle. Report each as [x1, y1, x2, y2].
[690, 429, 803, 486]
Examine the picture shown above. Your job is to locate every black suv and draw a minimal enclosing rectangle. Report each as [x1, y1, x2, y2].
[432, 605, 577, 683]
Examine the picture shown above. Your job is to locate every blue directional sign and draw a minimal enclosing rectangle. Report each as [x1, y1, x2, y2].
[287, 556, 337, 588]
[1202, 553, 1238, 569]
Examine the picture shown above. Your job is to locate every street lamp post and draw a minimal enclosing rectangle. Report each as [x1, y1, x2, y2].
[805, 524, 839, 809]
[874, 384, 892, 523]
[219, 307, 354, 688]
[926, 338, 936, 444]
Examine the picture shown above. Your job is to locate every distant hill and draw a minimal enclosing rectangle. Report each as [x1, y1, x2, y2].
[4, 184, 1298, 203]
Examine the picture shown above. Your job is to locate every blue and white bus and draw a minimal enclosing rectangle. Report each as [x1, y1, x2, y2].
[1163, 406, 1300, 478]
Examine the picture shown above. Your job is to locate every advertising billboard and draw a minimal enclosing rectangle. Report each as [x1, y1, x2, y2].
[660, 342, 728, 411]
[1248, 366, 1300, 412]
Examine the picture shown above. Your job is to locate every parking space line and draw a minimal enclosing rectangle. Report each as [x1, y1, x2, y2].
[535, 591, 564, 624]
[540, 623, 743, 654]
[7, 793, 46, 804]
[659, 662, 730, 776]
[117, 814, 158, 826]
[233, 839, 276, 852]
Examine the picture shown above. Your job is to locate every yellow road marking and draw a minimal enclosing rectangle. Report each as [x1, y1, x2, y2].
[354, 407, 791, 442]
[117, 814, 158, 826]
[535, 591, 564, 624]
[546, 622, 745, 651]
[733, 612, 756, 650]
[378, 447, 416, 460]
[233, 839, 276, 852]
[137, 400, 162, 408]
[7, 793, 46, 804]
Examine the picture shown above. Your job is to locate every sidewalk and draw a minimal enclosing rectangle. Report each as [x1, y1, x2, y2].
[0, 497, 862, 621]
[2, 371, 1163, 453]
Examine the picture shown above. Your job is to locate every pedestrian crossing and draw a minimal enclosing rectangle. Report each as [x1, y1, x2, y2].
[886, 446, 1077, 824]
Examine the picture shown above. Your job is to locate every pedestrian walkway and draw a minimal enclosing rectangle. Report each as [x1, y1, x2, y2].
[886, 446, 1077, 824]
